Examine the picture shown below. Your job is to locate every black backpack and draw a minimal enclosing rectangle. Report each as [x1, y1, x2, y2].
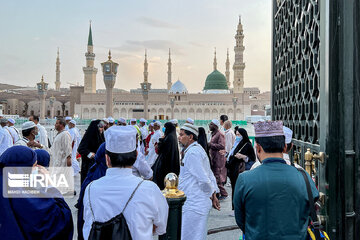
[87, 180, 144, 240]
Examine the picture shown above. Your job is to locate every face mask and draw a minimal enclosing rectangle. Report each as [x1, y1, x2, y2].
[31, 166, 38, 175]
[236, 136, 243, 142]
[162, 127, 166, 132]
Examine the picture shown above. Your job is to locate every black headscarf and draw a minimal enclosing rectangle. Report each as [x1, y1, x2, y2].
[197, 127, 209, 154]
[231, 127, 256, 170]
[152, 122, 180, 190]
[78, 120, 105, 184]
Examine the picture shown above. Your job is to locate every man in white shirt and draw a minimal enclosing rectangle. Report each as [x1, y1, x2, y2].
[108, 117, 115, 127]
[68, 120, 81, 175]
[29, 115, 48, 148]
[223, 120, 236, 155]
[178, 123, 220, 240]
[118, 117, 127, 126]
[65, 116, 72, 130]
[83, 125, 168, 240]
[49, 118, 72, 168]
[6, 118, 20, 144]
[0, 118, 13, 156]
[146, 121, 163, 166]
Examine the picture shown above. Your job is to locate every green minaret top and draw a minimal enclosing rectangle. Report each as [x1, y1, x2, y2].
[88, 22, 93, 46]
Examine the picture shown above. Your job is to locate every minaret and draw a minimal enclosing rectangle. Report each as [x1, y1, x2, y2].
[55, 48, 61, 91]
[167, 48, 172, 91]
[144, 49, 148, 82]
[225, 48, 230, 88]
[83, 22, 98, 93]
[233, 15, 245, 93]
[213, 47, 217, 70]
[141, 50, 151, 119]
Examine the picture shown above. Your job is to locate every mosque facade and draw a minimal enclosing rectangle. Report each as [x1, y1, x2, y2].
[0, 17, 270, 121]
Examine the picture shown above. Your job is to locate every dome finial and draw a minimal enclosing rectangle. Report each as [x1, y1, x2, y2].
[213, 47, 217, 71]
[108, 49, 112, 60]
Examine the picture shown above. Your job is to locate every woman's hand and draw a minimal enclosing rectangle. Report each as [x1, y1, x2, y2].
[219, 149, 226, 156]
[235, 153, 246, 160]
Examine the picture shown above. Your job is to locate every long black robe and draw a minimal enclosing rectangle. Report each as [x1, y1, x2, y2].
[78, 120, 105, 185]
[227, 128, 256, 209]
[152, 122, 180, 190]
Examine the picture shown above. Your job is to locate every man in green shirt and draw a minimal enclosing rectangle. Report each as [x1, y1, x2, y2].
[234, 121, 319, 239]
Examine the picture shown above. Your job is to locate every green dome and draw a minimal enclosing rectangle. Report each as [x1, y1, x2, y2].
[203, 70, 229, 90]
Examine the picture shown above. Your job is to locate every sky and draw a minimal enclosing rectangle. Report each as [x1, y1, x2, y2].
[0, 0, 271, 93]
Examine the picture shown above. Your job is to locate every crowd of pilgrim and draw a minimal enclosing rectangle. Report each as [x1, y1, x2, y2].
[0, 114, 318, 240]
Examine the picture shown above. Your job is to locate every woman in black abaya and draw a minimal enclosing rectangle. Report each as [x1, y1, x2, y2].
[152, 122, 180, 190]
[78, 120, 105, 185]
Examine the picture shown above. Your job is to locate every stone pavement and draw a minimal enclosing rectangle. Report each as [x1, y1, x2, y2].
[66, 176, 242, 240]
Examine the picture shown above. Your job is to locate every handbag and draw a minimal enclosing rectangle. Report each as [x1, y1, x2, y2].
[87, 180, 144, 240]
[298, 170, 330, 240]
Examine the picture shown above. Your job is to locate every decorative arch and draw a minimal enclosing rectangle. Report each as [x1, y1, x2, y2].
[219, 108, 226, 116]
[196, 108, 203, 120]
[174, 108, 180, 119]
[236, 108, 242, 120]
[166, 108, 172, 119]
[211, 109, 218, 119]
[83, 108, 90, 119]
[98, 108, 105, 118]
[150, 108, 157, 119]
[189, 108, 195, 120]
[181, 108, 187, 120]
[227, 109, 234, 119]
[113, 108, 120, 119]
[91, 108, 97, 119]
[204, 109, 211, 120]
[120, 108, 127, 118]
[128, 108, 133, 118]
[252, 105, 259, 110]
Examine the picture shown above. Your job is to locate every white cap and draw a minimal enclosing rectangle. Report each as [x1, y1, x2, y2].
[70, 120, 76, 125]
[7, 118, 15, 124]
[283, 126, 293, 144]
[102, 118, 109, 124]
[211, 119, 220, 128]
[65, 116, 72, 121]
[105, 126, 137, 154]
[150, 122, 154, 127]
[181, 123, 199, 137]
[186, 118, 194, 125]
[108, 117, 115, 123]
[118, 118, 126, 124]
[22, 121, 36, 130]
[170, 119, 178, 124]
[155, 121, 162, 126]
[139, 118, 147, 123]
[130, 118, 137, 122]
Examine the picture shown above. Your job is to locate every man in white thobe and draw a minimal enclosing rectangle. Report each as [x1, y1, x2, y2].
[29, 115, 48, 148]
[65, 116, 72, 130]
[5, 118, 20, 144]
[49, 118, 72, 168]
[178, 123, 220, 240]
[83, 125, 168, 240]
[139, 118, 148, 154]
[0, 118, 13, 156]
[223, 120, 236, 155]
[146, 121, 163, 167]
[68, 120, 81, 175]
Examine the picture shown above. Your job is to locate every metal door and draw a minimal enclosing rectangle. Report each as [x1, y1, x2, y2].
[272, 0, 360, 239]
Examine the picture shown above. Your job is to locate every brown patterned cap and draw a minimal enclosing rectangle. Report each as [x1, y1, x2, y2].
[254, 121, 284, 137]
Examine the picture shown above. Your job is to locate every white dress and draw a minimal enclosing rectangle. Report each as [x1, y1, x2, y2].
[178, 142, 219, 240]
[83, 168, 168, 240]
[132, 145, 153, 179]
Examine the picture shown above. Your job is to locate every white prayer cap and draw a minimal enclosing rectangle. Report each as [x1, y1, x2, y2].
[118, 118, 126, 124]
[283, 126, 293, 144]
[108, 117, 115, 123]
[211, 119, 220, 128]
[181, 123, 199, 137]
[22, 121, 36, 130]
[139, 118, 147, 123]
[70, 120, 76, 125]
[186, 118, 194, 125]
[65, 116, 72, 121]
[105, 126, 137, 154]
[150, 122, 154, 127]
[102, 118, 109, 124]
[170, 119, 178, 124]
[7, 118, 15, 124]
[130, 118, 137, 122]
[155, 121, 162, 126]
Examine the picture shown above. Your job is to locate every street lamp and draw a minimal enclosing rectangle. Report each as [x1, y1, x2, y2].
[37, 76, 48, 120]
[232, 97, 238, 120]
